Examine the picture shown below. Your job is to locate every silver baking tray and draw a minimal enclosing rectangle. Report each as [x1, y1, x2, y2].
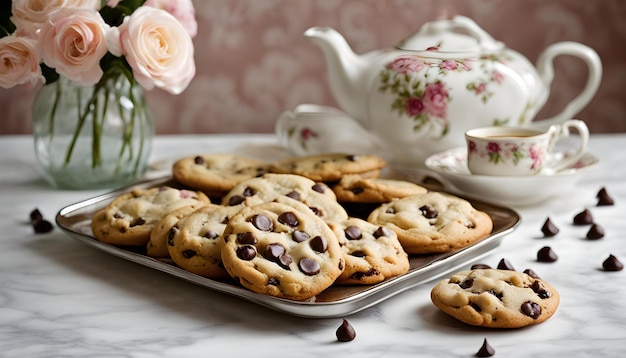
[56, 169, 520, 318]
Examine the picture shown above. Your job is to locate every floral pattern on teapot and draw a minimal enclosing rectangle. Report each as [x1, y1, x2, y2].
[378, 52, 509, 138]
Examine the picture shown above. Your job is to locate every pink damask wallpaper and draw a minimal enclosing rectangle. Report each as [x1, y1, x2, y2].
[1, 0, 625, 134]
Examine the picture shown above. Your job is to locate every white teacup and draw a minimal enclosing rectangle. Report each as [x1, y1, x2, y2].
[465, 119, 589, 176]
[275, 104, 381, 156]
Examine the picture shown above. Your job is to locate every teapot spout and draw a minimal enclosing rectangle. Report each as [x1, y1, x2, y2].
[304, 27, 370, 124]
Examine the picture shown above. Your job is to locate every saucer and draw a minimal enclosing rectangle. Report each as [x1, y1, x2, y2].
[425, 147, 599, 206]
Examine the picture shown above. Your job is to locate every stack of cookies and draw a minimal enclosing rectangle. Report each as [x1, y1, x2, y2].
[90, 153, 494, 301]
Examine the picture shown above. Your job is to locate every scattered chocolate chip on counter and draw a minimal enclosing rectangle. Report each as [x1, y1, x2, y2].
[540, 217, 560, 237]
[336, 319, 356, 342]
[596, 187, 615, 206]
[573, 209, 594, 225]
[602, 255, 624, 272]
[497, 258, 515, 271]
[586, 223, 605, 240]
[29, 208, 54, 234]
[475, 337, 495, 357]
[537, 246, 558, 262]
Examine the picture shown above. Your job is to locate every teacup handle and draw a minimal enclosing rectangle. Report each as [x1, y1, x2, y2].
[534, 42, 602, 128]
[275, 110, 296, 148]
[547, 119, 589, 172]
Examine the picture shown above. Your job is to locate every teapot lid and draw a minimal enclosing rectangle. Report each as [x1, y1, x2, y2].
[396, 16, 504, 58]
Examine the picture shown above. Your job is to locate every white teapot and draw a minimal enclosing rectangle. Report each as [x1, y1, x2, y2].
[302, 16, 602, 166]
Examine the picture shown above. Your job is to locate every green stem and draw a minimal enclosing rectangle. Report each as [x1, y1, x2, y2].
[64, 83, 98, 167]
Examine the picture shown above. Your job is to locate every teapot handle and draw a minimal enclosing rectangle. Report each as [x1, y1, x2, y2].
[533, 42, 602, 129]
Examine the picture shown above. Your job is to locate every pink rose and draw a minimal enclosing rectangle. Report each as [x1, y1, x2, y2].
[492, 70, 504, 84]
[386, 56, 426, 75]
[113, 6, 195, 94]
[404, 97, 425, 116]
[106, 0, 122, 7]
[487, 142, 501, 153]
[422, 82, 449, 118]
[144, 0, 198, 38]
[40, 8, 110, 86]
[0, 36, 43, 89]
[441, 60, 458, 71]
[11, 0, 101, 38]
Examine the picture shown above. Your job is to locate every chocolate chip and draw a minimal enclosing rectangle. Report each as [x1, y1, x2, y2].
[537, 246, 558, 262]
[586, 223, 605, 240]
[292, 230, 309, 243]
[182, 250, 197, 258]
[471, 263, 491, 270]
[373, 226, 392, 239]
[278, 254, 292, 269]
[130, 217, 145, 227]
[310, 236, 328, 253]
[459, 278, 474, 289]
[385, 207, 395, 214]
[167, 227, 178, 246]
[350, 250, 366, 257]
[344, 226, 362, 240]
[573, 208, 593, 225]
[497, 258, 515, 271]
[278, 212, 299, 227]
[237, 232, 257, 244]
[286, 191, 300, 201]
[602, 254, 624, 271]
[470, 302, 482, 312]
[268, 277, 280, 286]
[113, 211, 124, 219]
[251, 214, 273, 231]
[523, 268, 540, 279]
[531, 280, 551, 299]
[30, 208, 43, 224]
[336, 319, 356, 342]
[309, 207, 323, 217]
[487, 289, 503, 300]
[597, 187, 615, 206]
[193, 156, 204, 165]
[298, 258, 320, 275]
[521, 301, 541, 319]
[204, 230, 219, 239]
[541, 217, 559, 237]
[236, 245, 257, 260]
[264, 243, 285, 261]
[33, 219, 54, 234]
[350, 187, 364, 195]
[312, 183, 326, 193]
[419, 204, 438, 218]
[228, 195, 245, 206]
[346, 155, 359, 162]
[475, 338, 495, 357]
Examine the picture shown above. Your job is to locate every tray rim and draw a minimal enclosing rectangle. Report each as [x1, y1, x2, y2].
[56, 175, 521, 318]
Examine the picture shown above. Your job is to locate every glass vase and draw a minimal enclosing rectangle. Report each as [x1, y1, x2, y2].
[32, 73, 154, 190]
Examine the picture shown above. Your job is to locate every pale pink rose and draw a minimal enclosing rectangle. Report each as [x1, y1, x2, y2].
[11, 0, 101, 38]
[106, 0, 122, 7]
[116, 6, 195, 94]
[40, 8, 110, 86]
[144, 0, 198, 38]
[492, 70, 504, 84]
[386, 56, 426, 75]
[0, 36, 43, 89]
[441, 60, 458, 71]
[404, 97, 424, 116]
[422, 82, 449, 118]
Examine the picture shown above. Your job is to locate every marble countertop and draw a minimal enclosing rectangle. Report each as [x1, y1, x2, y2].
[1, 134, 625, 357]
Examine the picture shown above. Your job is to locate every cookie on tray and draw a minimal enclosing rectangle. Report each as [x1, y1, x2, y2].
[167, 205, 243, 280]
[328, 217, 410, 285]
[91, 187, 210, 247]
[172, 153, 270, 198]
[430, 268, 560, 328]
[367, 192, 493, 254]
[221, 201, 345, 301]
[146, 203, 212, 258]
[332, 175, 428, 203]
[269, 153, 387, 182]
[221, 173, 348, 223]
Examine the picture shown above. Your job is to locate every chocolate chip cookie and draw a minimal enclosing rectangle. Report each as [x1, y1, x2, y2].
[430, 269, 560, 328]
[367, 192, 493, 254]
[328, 217, 410, 285]
[269, 153, 387, 182]
[221, 201, 345, 301]
[146, 203, 211, 258]
[172, 153, 270, 197]
[332, 175, 428, 203]
[91, 187, 210, 246]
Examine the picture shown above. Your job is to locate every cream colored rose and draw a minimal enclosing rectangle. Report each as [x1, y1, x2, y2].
[144, 0, 198, 38]
[0, 36, 43, 89]
[40, 8, 110, 86]
[116, 6, 195, 95]
[11, 0, 101, 38]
